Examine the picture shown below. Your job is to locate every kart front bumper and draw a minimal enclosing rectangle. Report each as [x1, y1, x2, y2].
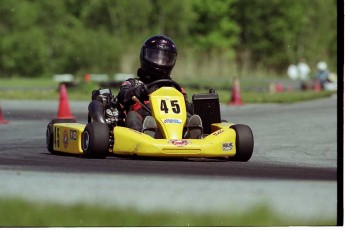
[112, 125, 237, 158]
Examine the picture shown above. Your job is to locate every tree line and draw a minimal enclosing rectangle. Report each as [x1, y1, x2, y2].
[0, 0, 337, 80]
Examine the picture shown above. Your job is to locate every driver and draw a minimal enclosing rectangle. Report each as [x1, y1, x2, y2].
[117, 35, 203, 139]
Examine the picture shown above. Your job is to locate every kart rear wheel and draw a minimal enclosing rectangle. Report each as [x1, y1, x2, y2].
[82, 122, 110, 159]
[46, 118, 77, 154]
[229, 124, 254, 162]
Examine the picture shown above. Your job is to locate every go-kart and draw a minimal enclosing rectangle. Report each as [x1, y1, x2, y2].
[46, 79, 254, 161]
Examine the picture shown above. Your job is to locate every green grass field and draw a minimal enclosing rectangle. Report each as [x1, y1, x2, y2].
[0, 77, 335, 103]
[0, 197, 335, 227]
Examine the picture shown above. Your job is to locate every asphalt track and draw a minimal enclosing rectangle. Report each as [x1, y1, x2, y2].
[0, 95, 339, 224]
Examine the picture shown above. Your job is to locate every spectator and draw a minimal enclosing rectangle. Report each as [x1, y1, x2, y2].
[297, 59, 311, 81]
[315, 61, 329, 89]
[287, 64, 298, 80]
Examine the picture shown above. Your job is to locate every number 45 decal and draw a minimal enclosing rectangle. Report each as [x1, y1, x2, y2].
[160, 100, 181, 114]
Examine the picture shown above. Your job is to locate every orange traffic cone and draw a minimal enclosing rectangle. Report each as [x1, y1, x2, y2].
[228, 77, 243, 106]
[275, 82, 283, 93]
[0, 104, 9, 124]
[84, 73, 91, 82]
[57, 84, 75, 119]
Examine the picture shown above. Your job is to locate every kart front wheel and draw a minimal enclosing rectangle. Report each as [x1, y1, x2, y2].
[229, 124, 254, 162]
[46, 125, 54, 153]
[82, 122, 110, 159]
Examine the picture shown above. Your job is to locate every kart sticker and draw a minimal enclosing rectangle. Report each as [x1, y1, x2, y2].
[222, 142, 233, 151]
[70, 130, 77, 140]
[54, 127, 60, 148]
[169, 139, 191, 147]
[63, 130, 69, 148]
[160, 99, 181, 114]
[213, 129, 224, 136]
[163, 118, 182, 124]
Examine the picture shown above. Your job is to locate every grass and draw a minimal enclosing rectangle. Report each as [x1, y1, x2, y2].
[0, 197, 335, 227]
[188, 88, 335, 104]
[0, 77, 55, 87]
[241, 91, 335, 103]
[0, 77, 336, 103]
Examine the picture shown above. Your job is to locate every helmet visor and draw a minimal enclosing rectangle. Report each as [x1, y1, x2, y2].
[144, 48, 176, 66]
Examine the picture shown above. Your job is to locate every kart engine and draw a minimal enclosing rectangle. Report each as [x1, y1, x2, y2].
[104, 105, 119, 126]
[88, 88, 123, 127]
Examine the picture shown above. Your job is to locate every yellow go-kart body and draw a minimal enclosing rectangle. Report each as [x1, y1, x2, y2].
[50, 122, 236, 158]
[47, 85, 253, 161]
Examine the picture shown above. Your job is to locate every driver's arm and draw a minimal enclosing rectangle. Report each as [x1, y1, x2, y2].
[117, 78, 148, 107]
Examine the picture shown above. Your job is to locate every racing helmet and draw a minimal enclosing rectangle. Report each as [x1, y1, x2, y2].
[139, 35, 177, 81]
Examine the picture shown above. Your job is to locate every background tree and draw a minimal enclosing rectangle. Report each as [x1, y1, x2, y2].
[233, 0, 337, 75]
[0, 0, 337, 81]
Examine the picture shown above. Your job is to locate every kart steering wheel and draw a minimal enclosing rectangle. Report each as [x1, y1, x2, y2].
[145, 79, 183, 93]
[131, 79, 183, 115]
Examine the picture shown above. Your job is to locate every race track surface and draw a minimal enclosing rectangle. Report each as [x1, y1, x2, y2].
[0, 95, 339, 223]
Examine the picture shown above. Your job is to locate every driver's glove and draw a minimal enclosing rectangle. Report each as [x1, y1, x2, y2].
[130, 84, 148, 100]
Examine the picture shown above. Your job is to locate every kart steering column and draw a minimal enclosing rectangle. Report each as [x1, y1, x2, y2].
[132, 96, 151, 114]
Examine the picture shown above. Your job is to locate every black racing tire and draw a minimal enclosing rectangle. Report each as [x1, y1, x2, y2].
[46, 118, 77, 154]
[81, 122, 110, 159]
[229, 124, 254, 162]
[46, 124, 54, 153]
